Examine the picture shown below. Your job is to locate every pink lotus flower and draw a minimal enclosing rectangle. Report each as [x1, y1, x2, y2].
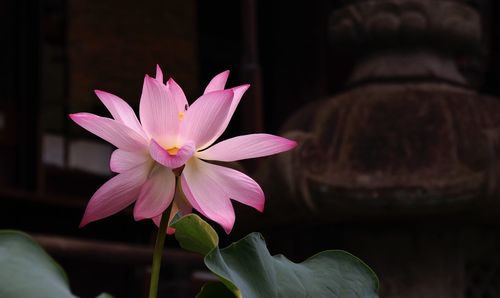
[70, 66, 296, 233]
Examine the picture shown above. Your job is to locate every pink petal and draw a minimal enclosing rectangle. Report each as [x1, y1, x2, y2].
[193, 160, 264, 212]
[70, 113, 148, 151]
[139, 75, 179, 146]
[152, 187, 192, 234]
[181, 158, 235, 234]
[166, 78, 189, 113]
[203, 70, 230, 94]
[179, 175, 203, 213]
[198, 84, 250, 150]
[149, 139, 195, 169]
[94, 90, 146, 138]
[133, 166, 176, 220]
[166, 191, 192, 234]
[110, 149, 150, 173]
[155, 64, 164, 84]
[79, 164, 150, 227]
[179, 89, 234, 149]
[197, 133, 297, 162]
[152, 215, 161, 227]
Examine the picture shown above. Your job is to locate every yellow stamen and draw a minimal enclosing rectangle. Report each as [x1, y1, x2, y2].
[167, 147, 179, 155]
[178, 111, 185, 120]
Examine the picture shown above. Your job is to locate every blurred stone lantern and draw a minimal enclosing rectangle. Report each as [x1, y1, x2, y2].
[258, 0, 500, 297]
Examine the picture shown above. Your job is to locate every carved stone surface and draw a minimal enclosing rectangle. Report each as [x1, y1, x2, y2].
[270, 83, 500, 220]
[261, 0, 500, 221]
[348, 50, 469, 85]
[252, 1, 500, 298]
[329, 0, 481, 52]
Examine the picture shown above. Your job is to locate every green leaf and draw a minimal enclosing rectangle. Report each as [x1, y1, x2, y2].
[0, 230, 76, 298]
[0, 230, 114, 298]
[172, 214, 379, 298]
[170, 213, 219, 255]
[195, 282, 235, 298]
[206, 233, 379, 298]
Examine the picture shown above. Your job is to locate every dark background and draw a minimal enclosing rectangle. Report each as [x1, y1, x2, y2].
[1, 0, 500, 297]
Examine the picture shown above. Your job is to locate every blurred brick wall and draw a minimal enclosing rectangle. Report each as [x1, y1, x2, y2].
[68, 0, 198, 112]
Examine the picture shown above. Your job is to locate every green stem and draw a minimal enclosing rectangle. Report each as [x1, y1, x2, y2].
[148, 179, 176, 298]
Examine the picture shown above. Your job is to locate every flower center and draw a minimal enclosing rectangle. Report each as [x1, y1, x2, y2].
[178, 111, 185, 120]
[167, 147, 179, 155]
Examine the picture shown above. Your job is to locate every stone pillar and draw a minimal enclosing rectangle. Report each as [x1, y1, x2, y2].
[257, 1, 500, 297]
